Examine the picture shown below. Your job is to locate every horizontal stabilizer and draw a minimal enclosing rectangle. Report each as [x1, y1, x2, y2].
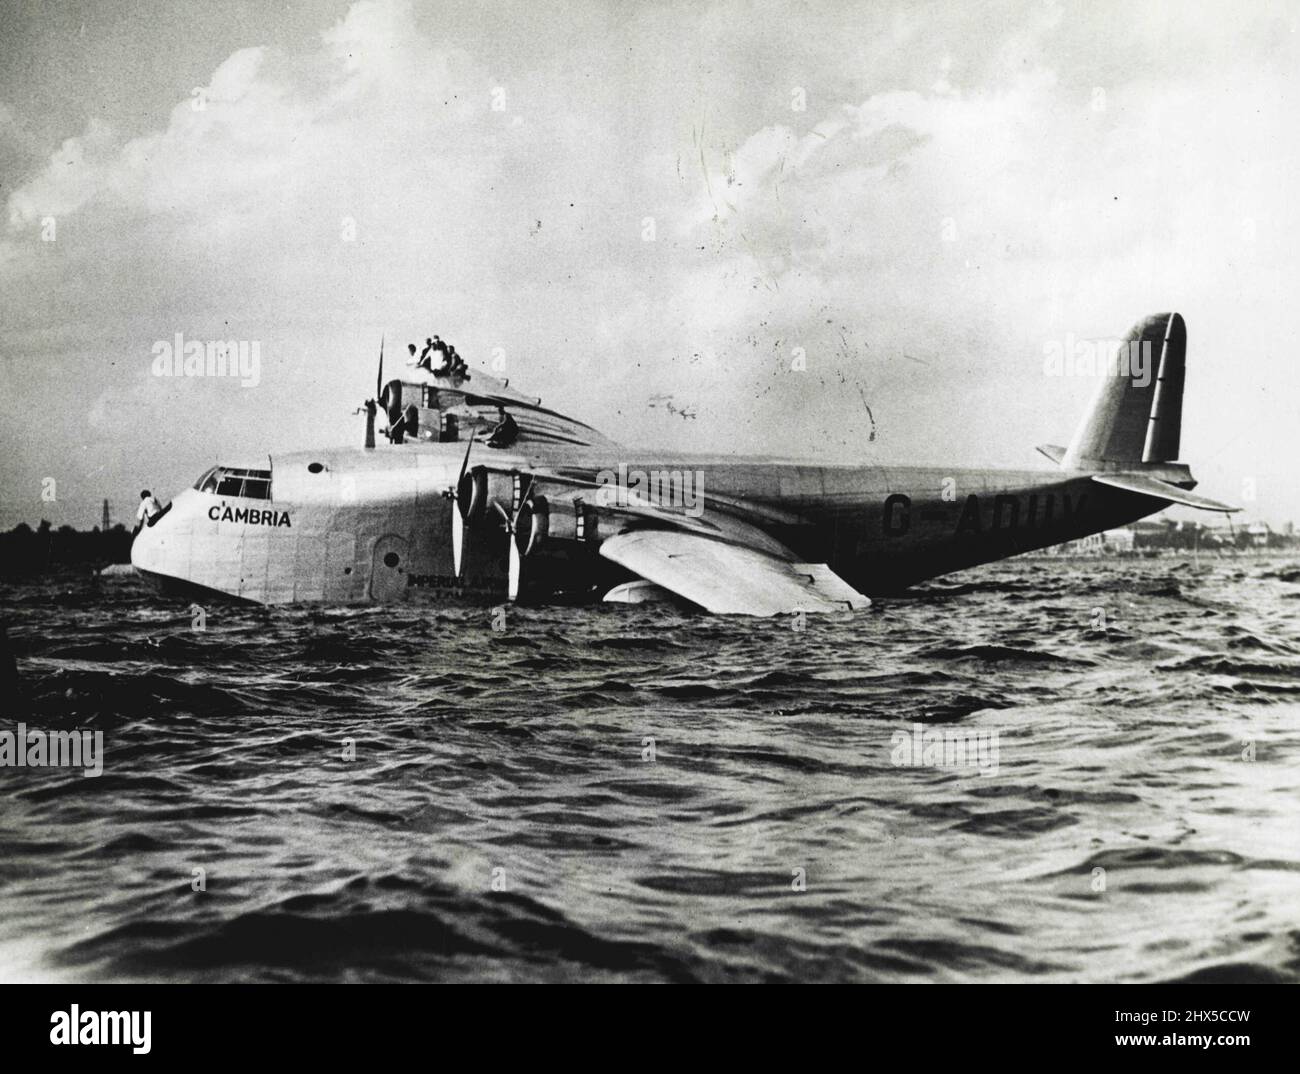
[1091, 473, 1238, 512]
[600, 530, 870, 615]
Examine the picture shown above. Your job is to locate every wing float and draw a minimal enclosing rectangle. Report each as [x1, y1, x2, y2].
[600, 530, 868, 615]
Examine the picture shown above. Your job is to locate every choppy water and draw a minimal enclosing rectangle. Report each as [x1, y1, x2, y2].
[1, 555, 1298, 983]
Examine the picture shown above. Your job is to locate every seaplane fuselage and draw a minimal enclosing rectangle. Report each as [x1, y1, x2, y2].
[130, 444, 1173, 605]
[130, 313, 1235, 614]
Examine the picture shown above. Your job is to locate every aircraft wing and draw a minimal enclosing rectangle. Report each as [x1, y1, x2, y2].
[403, 367, 541, 407]
[386, 369, 620, 450]
[528, 469, 797, 556]
[1090, 473, 1238, 512]
[462, 461, 866, 614]
[599, 529, 869, 615]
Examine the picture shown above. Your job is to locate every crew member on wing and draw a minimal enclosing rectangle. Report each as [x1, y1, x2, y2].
[433, 343, 453, 377]
[486, 406, 519, 449]
[440, 345, 470, 380]
[134, 489, 163, 534]
[405, 342, 418, 365]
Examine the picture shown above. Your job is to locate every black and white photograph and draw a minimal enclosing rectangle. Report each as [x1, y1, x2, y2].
[0, 0, 1296, 1042]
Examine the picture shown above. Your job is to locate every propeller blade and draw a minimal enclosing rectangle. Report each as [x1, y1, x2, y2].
[507, 533, 521, 602]
[452, 505, 465, 578]
[511, 474, 536, 528]
[457, 427, 475, 486]
[376, 334, 385, 399]
[447, 433, 479, 579]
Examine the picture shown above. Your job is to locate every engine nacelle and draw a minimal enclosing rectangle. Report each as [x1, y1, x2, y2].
[510, 491, 602, 558]
[457, 466, 521, 526]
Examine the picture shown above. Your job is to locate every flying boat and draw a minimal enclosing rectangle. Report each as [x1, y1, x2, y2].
[131, 312, 1235, 615]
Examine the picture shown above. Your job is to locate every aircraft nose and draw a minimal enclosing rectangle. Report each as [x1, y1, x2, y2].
[130, 508, 170, 574]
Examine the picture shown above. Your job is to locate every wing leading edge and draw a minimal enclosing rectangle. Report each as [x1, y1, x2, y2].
[599, 529, 870, 615]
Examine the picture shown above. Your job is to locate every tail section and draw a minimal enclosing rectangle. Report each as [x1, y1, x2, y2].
[1041, 311, 1237, 513]
[1062, 312, 1186, 469]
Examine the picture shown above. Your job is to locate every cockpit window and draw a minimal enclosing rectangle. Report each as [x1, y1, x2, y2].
[195, 466, 272, 500]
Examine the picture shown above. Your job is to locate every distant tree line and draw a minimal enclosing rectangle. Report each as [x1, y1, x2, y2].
[0, 521, 133, 575]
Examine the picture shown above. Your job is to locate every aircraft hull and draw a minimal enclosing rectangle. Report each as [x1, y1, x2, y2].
[131, 443, 1169, 606]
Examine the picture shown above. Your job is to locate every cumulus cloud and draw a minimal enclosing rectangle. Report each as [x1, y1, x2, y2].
[1, 0, 1297, 526]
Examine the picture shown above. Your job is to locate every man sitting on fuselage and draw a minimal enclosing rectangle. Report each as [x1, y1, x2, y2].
[485, 407, 519, 449]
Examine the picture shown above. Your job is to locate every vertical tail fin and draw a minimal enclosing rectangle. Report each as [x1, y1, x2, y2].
[1062, 312, 1186, 470]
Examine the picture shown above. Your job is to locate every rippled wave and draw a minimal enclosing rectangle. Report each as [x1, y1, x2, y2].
[2, 555, 1299, 982]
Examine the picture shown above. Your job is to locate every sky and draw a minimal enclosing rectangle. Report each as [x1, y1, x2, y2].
[1, 0, 1297, 529]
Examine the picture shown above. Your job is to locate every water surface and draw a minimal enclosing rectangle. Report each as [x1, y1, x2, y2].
[2, 555, 1298, 982]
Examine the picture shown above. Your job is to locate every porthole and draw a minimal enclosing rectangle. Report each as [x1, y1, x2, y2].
[307, 462, 325, 474]
[383, 552, 400, 569]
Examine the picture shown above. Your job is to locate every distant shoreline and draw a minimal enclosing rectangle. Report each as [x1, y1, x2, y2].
[0, 525, 132, 576]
